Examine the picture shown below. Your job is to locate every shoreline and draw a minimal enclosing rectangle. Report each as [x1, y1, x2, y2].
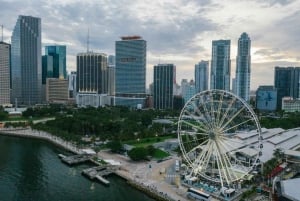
[0, 127, 181, 201]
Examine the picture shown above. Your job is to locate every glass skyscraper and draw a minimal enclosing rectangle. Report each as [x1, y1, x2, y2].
[210, 40, 231, 91]
[45, 45, 66, 79]
[235, 33, 251, 102]
[195, 60, 209, 93]
[115, 36, 146, 108]
[0, 42, 11, 106]
[274, 66, 300, 109]
[11, 15, 42, 105]
[153, 64, 175, 109]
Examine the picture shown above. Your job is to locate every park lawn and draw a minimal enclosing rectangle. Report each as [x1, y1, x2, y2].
[151, 148, 170, 159]
[124, 135, 175, 147]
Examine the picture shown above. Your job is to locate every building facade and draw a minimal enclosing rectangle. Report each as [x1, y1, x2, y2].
[181, 79, 196, 103]
[256, 86, 277, 111]
[195, 60, 209, 93]
[42, 55, 53, 85]
[274, 67, 300, 109]
[210, 40, 231, 91]
[76, 52, 108, 94]
[282, 97, 300, 112]
[68, 71, 77, 99]
[46, 78, 69, 104]
[115, 36, 146, 108]
[45, 45, 67, 79]
[11, 15, 42, 105]
[235, 33, 251, 102]
[0, 42, 11, 106]
[153, 64, 175, 109]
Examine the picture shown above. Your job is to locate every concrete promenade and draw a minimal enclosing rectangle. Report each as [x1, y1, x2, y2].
[0, 127, 81, 154]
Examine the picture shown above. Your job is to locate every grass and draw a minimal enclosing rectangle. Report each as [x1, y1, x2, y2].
[151, 148, 170, 159]
[124, 135, 175, 147]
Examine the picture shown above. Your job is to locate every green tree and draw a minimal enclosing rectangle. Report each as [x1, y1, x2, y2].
[107, 140, 123, 153]
[128, 147, 148, 161]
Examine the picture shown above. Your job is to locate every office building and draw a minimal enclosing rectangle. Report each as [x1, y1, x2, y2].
[11, 15, 42, 105]
[76, 52, 108, 94]
[210, 40, 231, 91]
[195, 60, 209, 93]
[68, 71, 77, 98]
[274, 67, 300, 109]
[46, 78, 69, 104]
[256, 86, 277, 111]
[42, 55, 53, 85]
[181, 79, 196, 103]
[115, 36, 146, 108]
[0, 42, 11, 106]
[153, 64, 175, 109]
[282, 97, 300, 112]
[235, 33, 251, 102]
[45, 45, 66, 79]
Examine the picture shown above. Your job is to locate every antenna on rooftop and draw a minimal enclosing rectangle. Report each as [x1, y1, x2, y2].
[87, 28, 90, 53]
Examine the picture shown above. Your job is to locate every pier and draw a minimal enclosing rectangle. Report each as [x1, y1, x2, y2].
[82, 165, 117, 185]
[61, 154, 93, 165]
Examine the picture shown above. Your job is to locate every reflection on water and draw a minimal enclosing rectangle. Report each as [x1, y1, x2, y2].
[0, 135, 154, 201]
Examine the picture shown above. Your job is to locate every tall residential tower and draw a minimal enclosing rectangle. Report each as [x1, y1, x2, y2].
[195, 60, 209, 93]
[210, 40, 231, 91]
[235, 33, 251, 102]
[11, 15, 42, 105]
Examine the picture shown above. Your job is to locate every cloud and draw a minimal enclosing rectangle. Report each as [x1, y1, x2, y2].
[0, 0, 300, 89]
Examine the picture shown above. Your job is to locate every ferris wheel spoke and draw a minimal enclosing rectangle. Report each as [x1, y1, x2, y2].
[183, 109, 210, 131]
[215, 91, 225, 126]
[193, 140, 212, 173]
[217, 141, 240, 181]
[197, 140, 214, 175]
[189, 101, 213, 130]
[199, 97, 216, 129]
[218, 96, 237, 128]
[185, 138, 209, 156]
[222, 118, 253, 133]
[208, 94, 218, 128]
[220, 106, 246, 130]
[180, 131, 209, 136]
[219, 136, 242, 149]
[215, 142, 233, 186]
[180, 120, 208, 133]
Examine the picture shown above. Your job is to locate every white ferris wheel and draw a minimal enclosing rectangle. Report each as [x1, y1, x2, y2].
[178, 90, 262, 187]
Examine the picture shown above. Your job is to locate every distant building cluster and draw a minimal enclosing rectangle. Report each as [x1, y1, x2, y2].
[0, 15, 299, 110]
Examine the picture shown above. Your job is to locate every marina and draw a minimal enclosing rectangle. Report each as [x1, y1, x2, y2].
[81, 165, 117, 185]
[61, 154, 93, 165]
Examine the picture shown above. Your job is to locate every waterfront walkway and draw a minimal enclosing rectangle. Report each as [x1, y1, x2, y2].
[98, 150, 189, 201]
[0, 128, 81, 154]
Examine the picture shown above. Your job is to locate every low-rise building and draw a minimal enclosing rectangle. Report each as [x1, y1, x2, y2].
[282, 97, 300, 112]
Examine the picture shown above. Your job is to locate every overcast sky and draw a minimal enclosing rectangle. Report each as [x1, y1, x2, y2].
[1, 0, 300, 90]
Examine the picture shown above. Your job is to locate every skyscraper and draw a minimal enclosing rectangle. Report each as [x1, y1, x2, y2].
[115, 36, 146, 108]
[11, 15, 42, 105]
[210, 40, 231, 91]
[195, 60, 209, 93]
[235, 33, 251, 102]
[45, 45, 66, 79]
[76, 52, 108, 94]
[181, 79, 196, 103]
[68, 71, 77, 99]
[153, 64, 175, 109]
[0, 41, 11, 106]
[274, 66, 300, 109]
[42, 55, 53, 85]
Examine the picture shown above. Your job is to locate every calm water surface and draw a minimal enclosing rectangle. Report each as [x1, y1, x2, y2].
[0, 135, 154, 201]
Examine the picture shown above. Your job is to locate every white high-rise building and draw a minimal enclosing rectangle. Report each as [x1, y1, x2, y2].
[235, 33, 251, 102]
[195, 60, 209, 93]
[210, 40, 231, 91]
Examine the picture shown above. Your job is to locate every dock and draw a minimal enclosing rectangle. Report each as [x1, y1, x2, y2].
[61, 154, 93, 165]
[82, 165, 117, 185]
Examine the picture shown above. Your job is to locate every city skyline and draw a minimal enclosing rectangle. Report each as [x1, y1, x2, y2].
[1, 0, 300, 90]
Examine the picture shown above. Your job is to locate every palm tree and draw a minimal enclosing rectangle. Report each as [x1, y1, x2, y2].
[273, 148, 284, 163]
